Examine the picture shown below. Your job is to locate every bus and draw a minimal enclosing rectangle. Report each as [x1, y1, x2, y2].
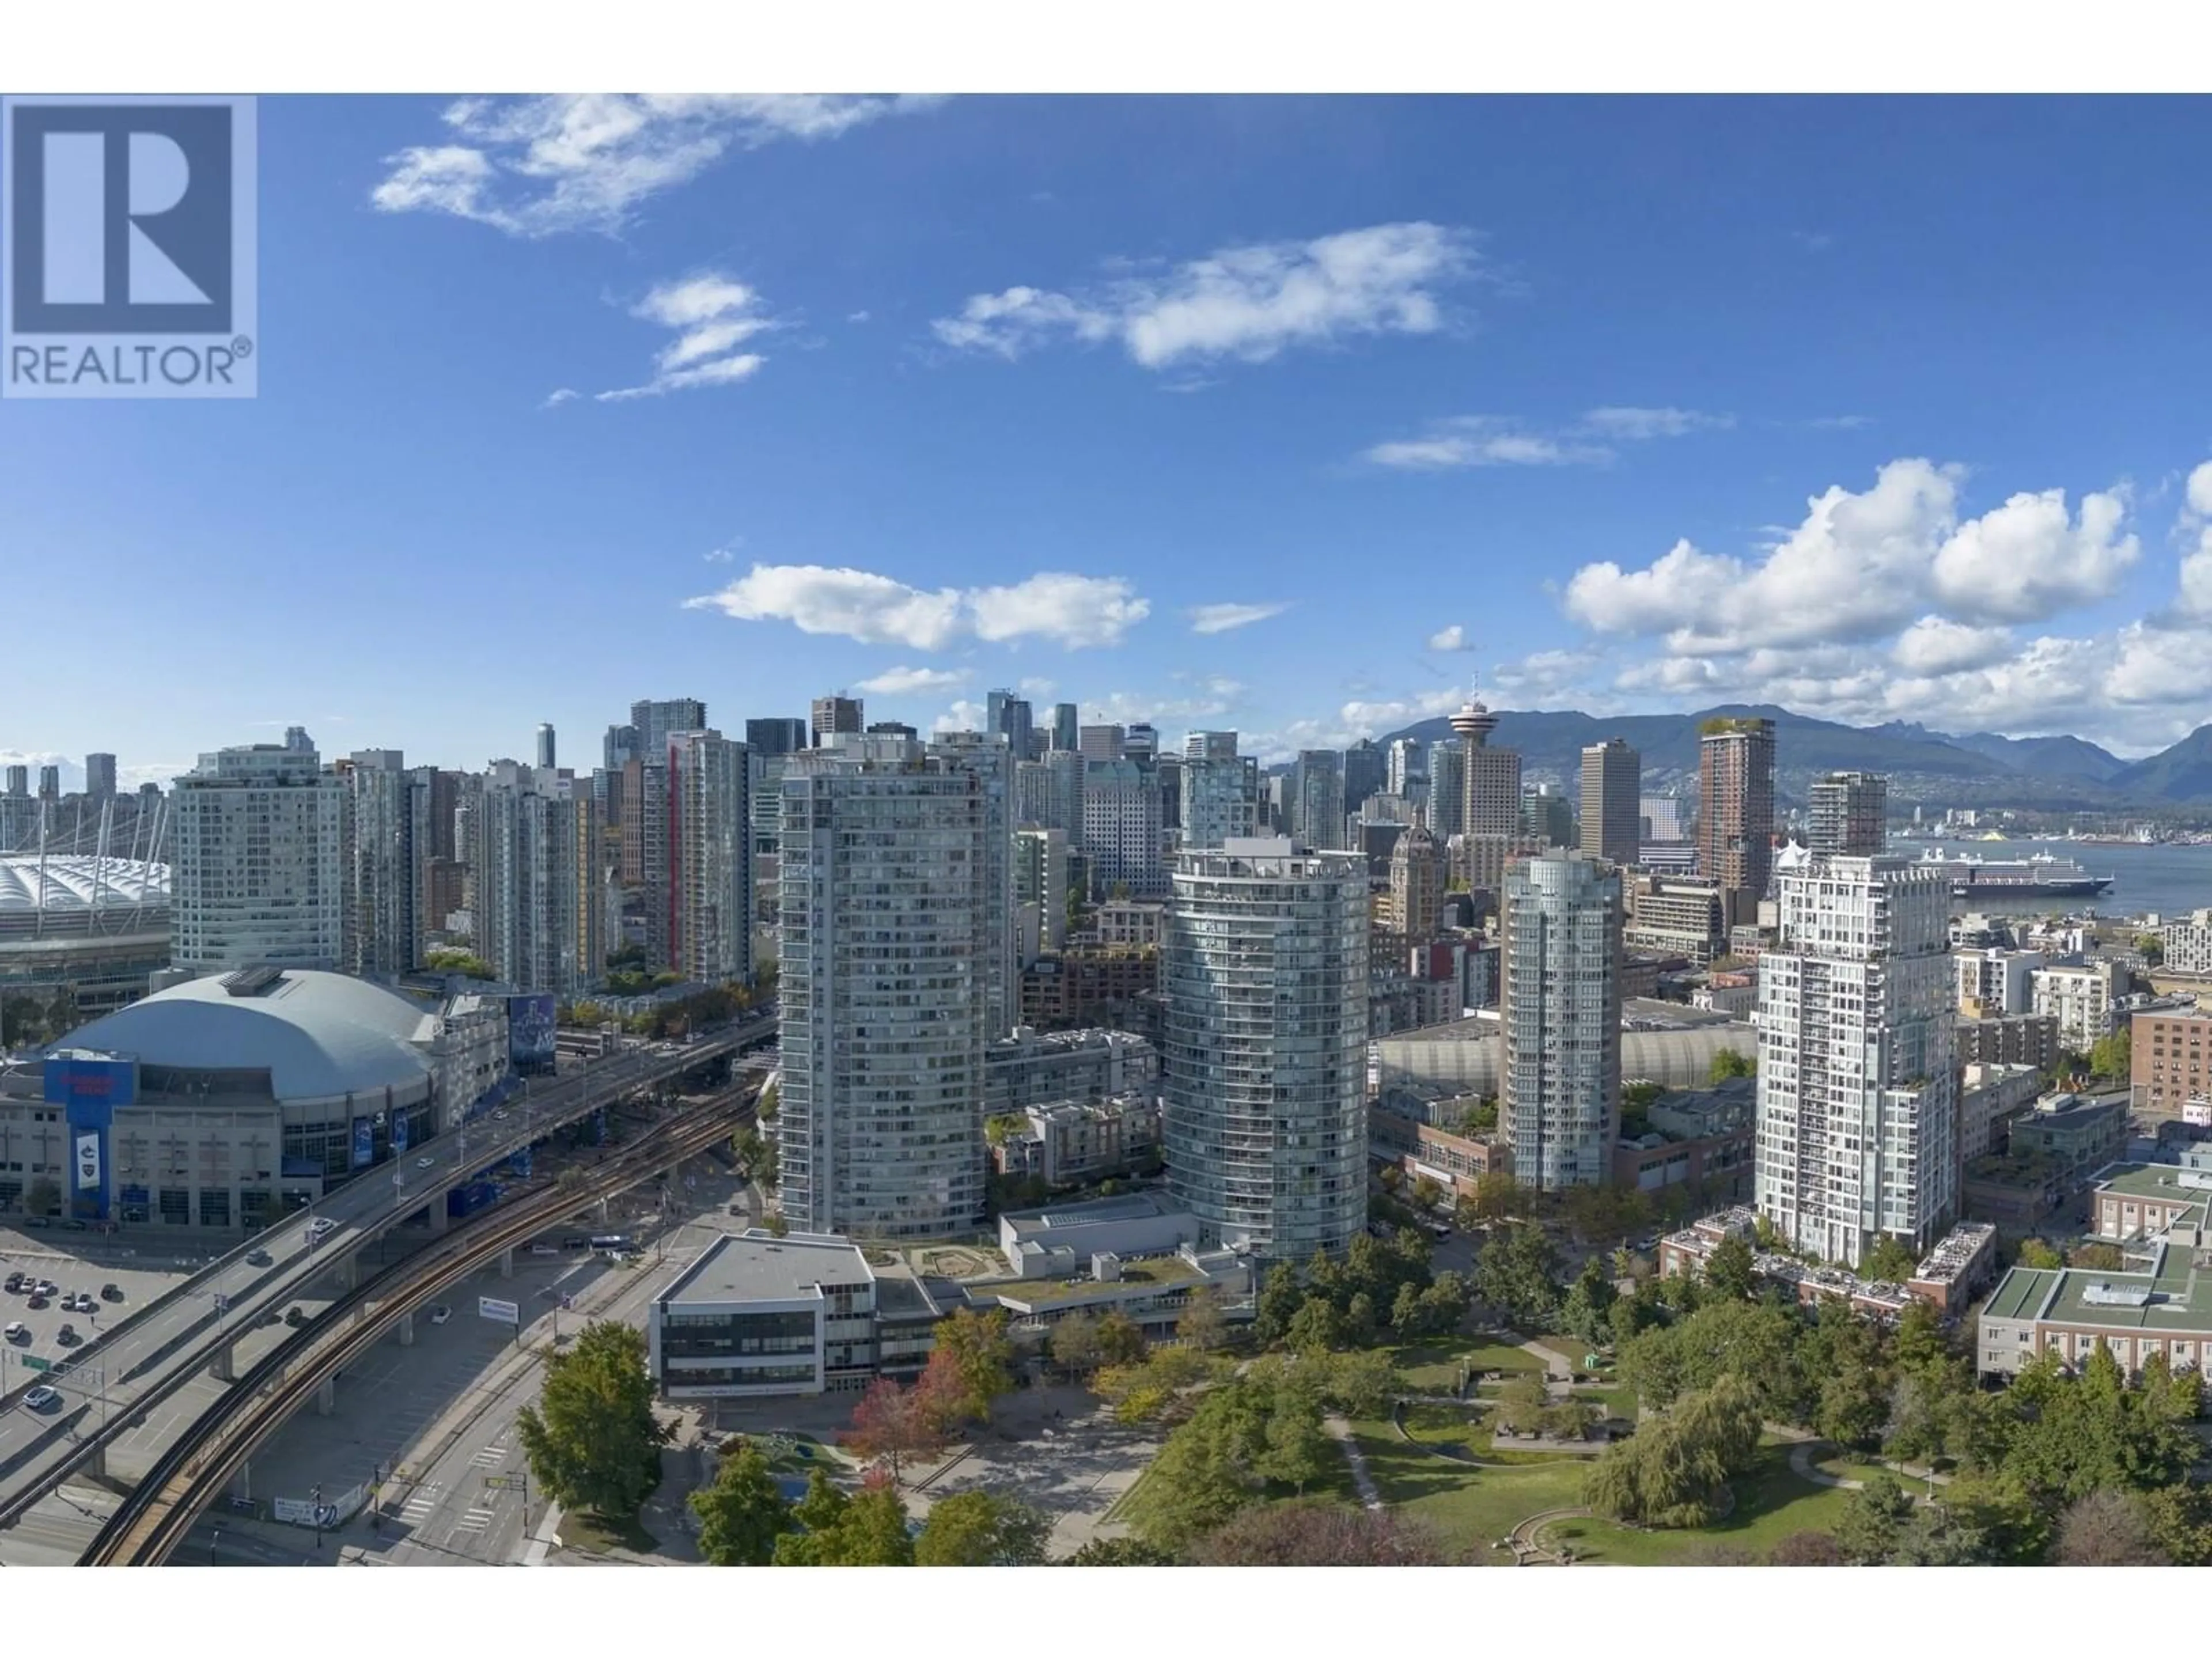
[589, 1234, 632, 1253]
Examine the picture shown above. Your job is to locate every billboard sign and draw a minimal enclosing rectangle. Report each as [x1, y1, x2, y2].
[393, 1111, 410, 1155]
[352, 1118, 373, 1169]
[478, 1296, 520, 1324]
[43, 1056, 135, 1109]
[74, 1131, 100, 1191]
[507, 994, 557, 1067]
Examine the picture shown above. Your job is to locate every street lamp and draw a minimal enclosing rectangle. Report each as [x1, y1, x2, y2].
[311, 1482, 324, 1552]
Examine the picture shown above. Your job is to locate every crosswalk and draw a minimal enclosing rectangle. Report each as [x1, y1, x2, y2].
[453, 1506, 496, 1536]
[399, 1483, 442, 1523]
[468, 1441, 509, 1470]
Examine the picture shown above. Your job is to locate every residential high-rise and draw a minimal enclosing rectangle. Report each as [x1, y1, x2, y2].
[1078, 724, 1126, 763]
[809, 695, 862, 747]
[84, 753, 118, 800]
[1342, 739, 1385, 818]
[1756, 852, 1957, 1268]
[986, 690, 1035, 764]
[777, 733, 1008, 1238]
[3, 766, 26, 798]
[477, 760, 582, 994]
[632, 698, 709, 757]
[1499, 850, 1623, 1190]
[1081, 757, 1165, 898]
[410, 765, 463, 953]
[1579, 737, 1641, 868]
[744, 718, 809, 757]
[535, 724, 557, 771]
[1164, 838, 1370, 1262]
[1427, 741, 1465, 838]
[1016, 825, 1069, 962]
[1180, 736, 1259, 850]
[603, 723, 642, 774]
[282, 727, 313, 755]
[1808, 771, 1887, 857]
[1051, 703, 1080, 752]
[1698, 715, 1775, 924]
[923, 728, 1018, 1040]
[337, 748, 415, 976]
[1385, 819, 1444, 939]
[171, 743, 344, 974]
[665, 731, 752, 985]
[1386, 737, 1426, 801]
[37, 765, 60, 801]
[1289, 749, 1346, 851]
[1521, 783, 1573, 848]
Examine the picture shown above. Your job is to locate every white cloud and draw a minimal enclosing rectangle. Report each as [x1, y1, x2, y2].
[846, 310, 872, 324]
[1018, 677, 1056, 699]
[1249, 686, 1470, 760]
[1427, 624, 1468, 652]
[1891, 616, 2015, 676]
[932, 222, 1477, 370]
[1188, 601, 1290, 635]
[1488, 648, 1600, 696]
[591, 274, 774, 402]
[372, 95, 942, 237]
[1927, 487, 2138, 622]
[1078, 682, 1248, 729]
[702, 540, 740, 564]
[541, 387, 579, 408]
[1367, 418, 1608, 471]
[934, 699, 988, 733]
[1579, 407, 1733, 440]
[854, 665, 971, 696]
[684, 564, 1146, 651]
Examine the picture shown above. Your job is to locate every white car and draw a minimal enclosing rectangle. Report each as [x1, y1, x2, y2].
[22, 1385, 60, 1412]
[427, 1305, 452, 1325]
[2, 1321, 26, 1344]
[416, 1155, 436, 1169]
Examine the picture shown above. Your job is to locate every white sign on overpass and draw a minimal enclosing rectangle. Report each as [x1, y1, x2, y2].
[478, 1296, 520, 1324]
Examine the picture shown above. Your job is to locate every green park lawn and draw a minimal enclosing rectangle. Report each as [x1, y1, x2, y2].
[1332, 1419, 1590, 1559]
[1387, 1335, 1543, 1391]
[1536, 1444, 1857, 1565]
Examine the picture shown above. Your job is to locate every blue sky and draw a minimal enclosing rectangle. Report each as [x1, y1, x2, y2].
[12, 92, 2212, 789]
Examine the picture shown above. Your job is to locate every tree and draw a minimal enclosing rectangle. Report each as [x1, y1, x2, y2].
[690, 1441, 796, 1565]
[1861, 1235, 1921, 1285]
[1459, 1097, 1500, 1136]
[425, 948, 493, 979]
[1255, 1373, 1331, 1496]
[1095, 1309, 1147, 1367]
[515, 1321, 667, 1520]
[928, 1308, 1015, 1425]
[2135, 933, 2165, 968]
[1060, 1536, 1179, 1565]
[2068, 1241, 2124, 1271]
[763, 1210, 790, 1238]
[915, 1490, 1052, 1565]
[844, 1376, 948, 1481]
[1049, 1312, 1102, 1380]
[1766, 1530, 1847, 1566]
[1472, 1222, 1562, 1330]
[775, 1475, 916, 1566]
[1702, 1233, 1758, 1302]
[1835, 1471, 1916, 1564]
[23, 1176, 61, 1218]
[1190, 1502, 1450, 1566]
[1176, 1289, 1228, 1352]
[984, 1113, 1028, 1147]
[1253, 1266, 1306, 1347]
[1411, 1174, 1445, 1211]
[1470, 1169, 1525, 1224]
[2088, 1027, 2132, 1081]
[1282, 1296, 1344, 1354]
[1583, 1373, 1763, 1528]
[1709, 1047, 1754, 1083]
[1618, 1297, 1804, 1420]
[1128, 1383, 1272, 1549]
[1494, 1374, 1553, 1436]
[1319, 1349, 1399, 1419]
[2016, 1237, 2064, 1270]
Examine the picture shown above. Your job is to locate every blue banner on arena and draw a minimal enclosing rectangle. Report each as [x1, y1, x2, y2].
[352, 1118, 373, 1169]
[393, 1111, 410, 1154]
[507, 995, 557, 1066]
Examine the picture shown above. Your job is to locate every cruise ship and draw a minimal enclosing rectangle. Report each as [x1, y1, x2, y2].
[1916, 847, 2115, 900]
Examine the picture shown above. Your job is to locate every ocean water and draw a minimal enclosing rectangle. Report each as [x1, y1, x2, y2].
[1905, 838, 2212, 921]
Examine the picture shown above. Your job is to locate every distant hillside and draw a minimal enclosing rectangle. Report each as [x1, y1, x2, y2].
[2108, 725, 2212, 803]
[1380, 704, 2148, 808]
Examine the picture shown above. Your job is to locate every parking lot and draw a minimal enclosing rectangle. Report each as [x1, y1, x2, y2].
[0, 1230, 203, 1411]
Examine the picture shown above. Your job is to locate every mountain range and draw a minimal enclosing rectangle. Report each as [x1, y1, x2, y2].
[1378, 704, 2212, 808]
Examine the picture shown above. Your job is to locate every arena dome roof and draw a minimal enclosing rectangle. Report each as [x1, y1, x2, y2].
[57, 969, 438, 1101]
[0, 855, 169, 915]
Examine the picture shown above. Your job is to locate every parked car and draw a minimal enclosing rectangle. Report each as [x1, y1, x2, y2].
[2, 1321, 26, 1344]
[25, 1295, 48, 1311]
[3, 1273, 22, 1294]
[56, 1323, 79, 1346]
[22, 1385, 60, 1412]
[33, 1281, 55, 1298]
[528, 1243, 558, 1256]
[427, 1305, 452, 1325]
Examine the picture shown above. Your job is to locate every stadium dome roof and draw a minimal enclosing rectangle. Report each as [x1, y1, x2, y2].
[0, 855, 169, 914]
[57, 969, 438, 1100]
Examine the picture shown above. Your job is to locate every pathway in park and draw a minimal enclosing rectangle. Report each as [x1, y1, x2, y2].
[1325, 1416, 1383, 1509]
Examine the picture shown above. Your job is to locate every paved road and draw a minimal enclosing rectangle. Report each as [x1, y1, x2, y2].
[0, 1016, 772, 1522]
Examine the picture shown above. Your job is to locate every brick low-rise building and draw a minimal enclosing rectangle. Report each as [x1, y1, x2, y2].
[2133, 1006, 2212, 1120]
[1957, 1010, 2061, 1072]
[1369, 1107, 1507, 1196]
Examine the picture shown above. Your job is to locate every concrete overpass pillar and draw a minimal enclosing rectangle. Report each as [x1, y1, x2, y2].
[499, 1247, 514, 1279]
[397, 1309, 415, 1347]
[316, 1376, 336, 1416]
[209, 1339, 235, 1384]
[87, 1440, 109, 1481]
[336, 1253, 358, 1293]
[427, 1198, 449, 1236]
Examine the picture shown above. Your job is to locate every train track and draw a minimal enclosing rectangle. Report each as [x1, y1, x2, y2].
[79, 1092, 757, 1567]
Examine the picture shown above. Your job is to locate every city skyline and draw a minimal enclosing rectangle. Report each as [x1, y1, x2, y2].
[18, 97, 2212, 786]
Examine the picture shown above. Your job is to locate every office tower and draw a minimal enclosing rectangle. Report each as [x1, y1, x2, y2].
[3, 765, 25, 798]
[987, 690, 1035, 766]
[778, 733, 1006, 1238]
[665, 730, 752, 984]
[1499, 850, 1624, 1190]
[37, 764, 60, 801]
[744, 718, 808, 757]
[1289, 750, 1346, 851]
[1521, 783, 1573, 848]
[1386, 819, 1444, 939]
[1079, 724, 1126, 763]
[1157, 752, 1183, 832]
[1342, 739, 1385, 817]
[1180, 738, 1259, 851]
[1756, 853, 1957, 1268]
[865, 721, 918, 739]
[1164, 838, 1370, 1262]
[477, 760, 582, 993]
[1386, 737, 1426, 801]
[338, 748, 415, 976]
[1081, 757, 1166, 898]
[535, 724, 557, 771]
[1450, 699, 1522, 842]
[1428, 741, 1465, 838]
[1808, 771, 1888, 857]
[1580, 737, 1641, 868]
[1051, 703, 1080, 753]
[603, 722, 642, 774]
[84, 753, 118, 800]
[1016, 825, 1069, 962]
[632, 698, 709, 757]
[809, 694, 862, 747]
[171, 743, 344, 974]
[1124, 724, 1158, 772]
[282, 727, 313, 755]
[410, 766, 463, 955]
[1698, 715, 1775, 925]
